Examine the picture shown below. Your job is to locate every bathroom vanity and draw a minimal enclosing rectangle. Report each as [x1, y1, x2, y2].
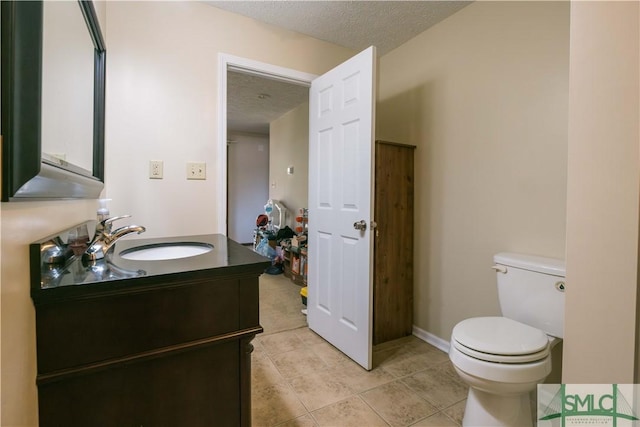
[30, 222, 270, 427]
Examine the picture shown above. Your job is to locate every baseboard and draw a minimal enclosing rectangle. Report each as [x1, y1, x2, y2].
[412, 325, 450, 354]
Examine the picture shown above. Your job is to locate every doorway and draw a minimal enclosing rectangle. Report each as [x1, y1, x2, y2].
[225, 68, 310, 244]
[219, 49, 378, 370]
[217, 54, 317, 237]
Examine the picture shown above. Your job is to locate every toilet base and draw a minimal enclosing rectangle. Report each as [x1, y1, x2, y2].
[463, 388, 533, 427]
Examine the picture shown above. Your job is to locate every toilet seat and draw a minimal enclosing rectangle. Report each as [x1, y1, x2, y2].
[452, 317, 550, 363]
[452, 340, 549, 364]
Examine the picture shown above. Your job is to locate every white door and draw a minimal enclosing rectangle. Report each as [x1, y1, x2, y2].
[307, 47, 376, 370]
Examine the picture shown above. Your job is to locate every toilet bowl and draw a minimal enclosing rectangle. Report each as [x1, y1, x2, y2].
[449, 317, 557, 426]
[449, 253, 565, 427]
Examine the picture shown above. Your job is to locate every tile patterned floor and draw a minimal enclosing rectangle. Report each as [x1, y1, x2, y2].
[254, 274, 467, 427]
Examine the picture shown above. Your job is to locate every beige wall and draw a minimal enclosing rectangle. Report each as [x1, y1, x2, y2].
[269, 102, 310, 223]
[227, 131, 270, 244]
[377, 1, 570, 341]
[104, 2, 353, 239]
[1, 201, 96, 426]
[563, 1, 639, 383]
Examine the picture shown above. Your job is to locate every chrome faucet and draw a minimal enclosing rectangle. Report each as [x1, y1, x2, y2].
[83, 215, 146, 261]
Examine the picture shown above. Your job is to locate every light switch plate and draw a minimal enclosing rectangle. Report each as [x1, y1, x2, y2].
[187, 162, 206, 180]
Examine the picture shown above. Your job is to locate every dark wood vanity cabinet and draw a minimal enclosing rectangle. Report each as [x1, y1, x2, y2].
[30, 234, 268, 427]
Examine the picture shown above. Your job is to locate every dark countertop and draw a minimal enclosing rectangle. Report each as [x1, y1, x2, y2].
[30, 222, 271, 304]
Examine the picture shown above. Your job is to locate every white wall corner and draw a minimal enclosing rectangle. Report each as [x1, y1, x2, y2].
[412, 325, 450, 354]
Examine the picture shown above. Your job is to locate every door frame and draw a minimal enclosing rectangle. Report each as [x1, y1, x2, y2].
[216, 53, 318, 235]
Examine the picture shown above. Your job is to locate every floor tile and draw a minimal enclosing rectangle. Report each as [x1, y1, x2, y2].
[259, 329, 307, 356]
[252, 338, 268, 360]
[259, 274, 307, 335]
[402, 364, 468, 409]
[410, 412, 460, 426]
[272, 347, 329, 379]
[379, 336, 437, 354]
[375, 347, 446, 378]
[253, 356, 288, 389]
[311, 396, 389, 427]
[252, 383, 307, 427]
[310, 341, 351, 367]
[374, 342, 415, 362]
[373, 335, 418, 353]
[260, 316, 304, 335]
[405, 340, 447, 357]
[275, 413, 319, 427]
[434, 361, 461, 380]
[361, 381, 438, 426]
[373, 346, 414, 371]
[329, 359, 396, 393]
[294, 327, 326, 346]
[442, 400, 466, 425]
[288, 369, 355, 411]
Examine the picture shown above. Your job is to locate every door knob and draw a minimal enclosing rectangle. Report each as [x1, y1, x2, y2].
[353, 220, 367, 231]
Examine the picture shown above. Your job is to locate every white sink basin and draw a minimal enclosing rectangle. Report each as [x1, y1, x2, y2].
[119, 242, 214, 261]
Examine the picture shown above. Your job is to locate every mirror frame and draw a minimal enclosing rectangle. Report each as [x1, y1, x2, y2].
[1, 0, 106, 201]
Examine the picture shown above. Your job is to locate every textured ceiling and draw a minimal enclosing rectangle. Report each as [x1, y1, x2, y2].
[227, 71, 308, 135]
[215, 1, 472, 135]
[209, 1, 471, 56]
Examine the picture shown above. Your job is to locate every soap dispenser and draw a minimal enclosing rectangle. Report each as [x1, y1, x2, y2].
[96, 198, 111, 233]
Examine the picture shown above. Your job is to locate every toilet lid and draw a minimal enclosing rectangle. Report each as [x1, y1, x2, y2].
[452, 317, 549, 357]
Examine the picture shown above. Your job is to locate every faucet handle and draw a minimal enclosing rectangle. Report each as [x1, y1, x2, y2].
[100, 215, 131, 233]
[103, 215, 131, 226]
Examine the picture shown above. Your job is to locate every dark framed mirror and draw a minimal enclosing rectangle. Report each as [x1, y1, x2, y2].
[1, 0, 105, 201]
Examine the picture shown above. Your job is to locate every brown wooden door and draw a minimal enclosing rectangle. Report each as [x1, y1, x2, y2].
[373, 141, 416, 345]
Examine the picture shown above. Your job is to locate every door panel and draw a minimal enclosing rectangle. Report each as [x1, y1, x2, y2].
[307, 46, 376, 370]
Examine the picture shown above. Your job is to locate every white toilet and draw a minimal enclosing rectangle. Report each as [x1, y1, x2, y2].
[449, 252, 565, 427]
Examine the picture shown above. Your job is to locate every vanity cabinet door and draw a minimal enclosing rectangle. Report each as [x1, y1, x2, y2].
[35, 278, 241, 373]
[38, 341, 241, 427]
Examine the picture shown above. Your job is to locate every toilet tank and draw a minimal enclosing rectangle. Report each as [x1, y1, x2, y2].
[494, 252, 565, 338]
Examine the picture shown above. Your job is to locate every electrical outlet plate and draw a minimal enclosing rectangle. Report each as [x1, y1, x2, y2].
[149, 160, 163, 179]
[187, 162, 206, 180]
